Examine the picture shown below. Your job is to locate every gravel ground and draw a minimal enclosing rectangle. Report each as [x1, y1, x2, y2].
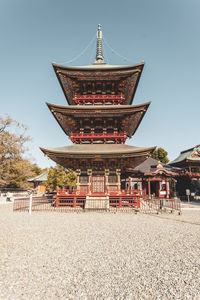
[0, 204, 200, 300]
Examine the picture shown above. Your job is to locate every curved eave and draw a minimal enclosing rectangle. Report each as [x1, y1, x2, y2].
[186, 158, 200, 163]
[46, 102, 151, 137]
[52, 62, 145, 72]
[40, 145, 155, 170]
[169, 159, 200, 168]
[40, 144, 156, 160]
[144, 170, 179, 177]
[52, 62, 144, 105]
[46, 102, 150, 113]
[128, 107, 147, 137]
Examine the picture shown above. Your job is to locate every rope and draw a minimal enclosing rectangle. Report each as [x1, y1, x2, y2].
[103, 36, 134, 64]
[55, 34, 96, 65]
[89, 37, 96, 64]
[102, 39, 109, 64]
[54, 33, 134, 66]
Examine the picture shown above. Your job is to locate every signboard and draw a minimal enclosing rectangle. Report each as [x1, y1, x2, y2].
[186, 189, 190, 196]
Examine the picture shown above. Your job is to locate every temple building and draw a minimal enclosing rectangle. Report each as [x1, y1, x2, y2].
[28, 171, 48, 195]
[40, 25, 155, 207]
[124, 157, 179, 199]
[170, 145, 200, 196]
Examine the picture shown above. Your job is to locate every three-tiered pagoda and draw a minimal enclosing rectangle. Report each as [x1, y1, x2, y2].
[41, 25, 155, 208]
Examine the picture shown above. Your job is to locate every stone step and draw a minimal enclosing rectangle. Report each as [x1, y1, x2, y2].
[85, 196, 109, 210]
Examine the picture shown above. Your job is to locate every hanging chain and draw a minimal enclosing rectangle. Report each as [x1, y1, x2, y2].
[103, 36, 134, 64]
[55, 34, 96, 65]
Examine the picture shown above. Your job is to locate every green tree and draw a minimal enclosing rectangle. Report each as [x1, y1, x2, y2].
[8, 159, 38, 188]
[66, 170, 77, 189]
[151, 147, 169, 164]
[0, 115, 42, 188]
[31, 164, 43, 176]
[45, 164, 77, 193]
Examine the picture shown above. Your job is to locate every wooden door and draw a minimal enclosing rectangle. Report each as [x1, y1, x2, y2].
[92, 176, 105, 193]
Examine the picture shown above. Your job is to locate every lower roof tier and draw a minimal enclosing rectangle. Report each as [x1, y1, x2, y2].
[40, 144, 156, 171]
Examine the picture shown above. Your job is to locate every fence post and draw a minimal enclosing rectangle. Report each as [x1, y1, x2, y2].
[29, 193, 33, 215]
[73, 196, 77, 208]
[56, 194, 59, 208]
[119, 196, 122, 208]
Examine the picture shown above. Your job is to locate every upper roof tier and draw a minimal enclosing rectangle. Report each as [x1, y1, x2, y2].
[53, 62, 144, 106]
[53, 25, 145, 105]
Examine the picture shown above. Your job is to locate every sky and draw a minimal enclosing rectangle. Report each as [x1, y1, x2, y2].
[0, 0, 200, 168]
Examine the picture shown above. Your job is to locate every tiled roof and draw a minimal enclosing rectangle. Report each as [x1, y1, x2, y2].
[170, 145, 200, 166]
[47, 102, 150, 111]
[127, 157, 180, 174]
[40, 144, 155, 156]
[52, 62, 145, 71]
[28, 171, 48, 182]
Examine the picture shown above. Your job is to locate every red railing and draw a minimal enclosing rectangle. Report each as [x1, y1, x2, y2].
[73, 94, 125, 105]
[189, 172, 200, 177]
[70, 132, 127, 144]
[56, 189, 140, 198]
[55, 189, 141, 209]
[180, 171, 200, 178]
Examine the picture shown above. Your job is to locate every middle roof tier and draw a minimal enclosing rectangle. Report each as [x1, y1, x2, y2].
[47, 102, 150, 139]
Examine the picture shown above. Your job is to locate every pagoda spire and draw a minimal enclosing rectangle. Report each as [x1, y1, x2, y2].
[94, 24, 105, 64]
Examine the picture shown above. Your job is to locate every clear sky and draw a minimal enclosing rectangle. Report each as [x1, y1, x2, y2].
[0, 0, 200, 168]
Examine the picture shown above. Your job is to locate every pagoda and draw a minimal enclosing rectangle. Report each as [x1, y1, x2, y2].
[41, 25, 155, 208]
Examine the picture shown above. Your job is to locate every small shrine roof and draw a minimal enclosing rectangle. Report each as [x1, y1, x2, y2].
[127, 157, 180, 176]
[28, 171, 48, 182]
[170, 144, 200, 167]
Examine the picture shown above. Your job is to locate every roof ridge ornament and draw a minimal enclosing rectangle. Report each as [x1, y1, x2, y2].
[94, 24, 106, 65]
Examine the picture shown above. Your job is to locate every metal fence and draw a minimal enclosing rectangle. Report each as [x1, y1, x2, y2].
[179, 195, 200, 202]
[13, 195, 181, 214]
[13, 195, 140, 213]
[140, 198, 181, 215]
[13, 196, 52, 212]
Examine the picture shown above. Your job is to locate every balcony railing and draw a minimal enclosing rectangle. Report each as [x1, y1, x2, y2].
[73, 94, 125, 105]
[188, 172, 200, 177]
[180, 171, 200, 177]
[70, 132, 127, 144]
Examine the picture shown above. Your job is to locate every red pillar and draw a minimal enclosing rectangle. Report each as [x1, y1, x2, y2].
[148, 180, 151, 199]
[129, 177, 132, 193]
[166, 180, 169, 199]
[142, 180, 146, 197]
[73, 196, 77, 208]
[119, 196, 122, 208]
[56, 195, 59, 208]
